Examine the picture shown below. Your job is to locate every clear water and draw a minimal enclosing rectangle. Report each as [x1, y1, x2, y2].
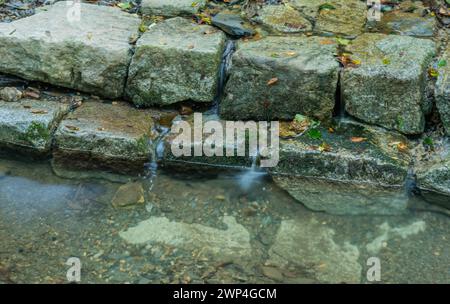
[0, 158, 449, 284]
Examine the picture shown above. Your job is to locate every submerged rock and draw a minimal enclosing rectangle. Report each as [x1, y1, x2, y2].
[141, 0, 206, 17]
[0, 99, 69, 156]
[342, 33, 436, 135]
[212, 12, 255, 37]
[254, 4, 312, 34]
[269, 119, 411, 215]
[119, 216, 252, 260]
[268, 219, 362, 283]
[112, 182, 145, 208]
[0, 87, 22, 102]
[221, 36, 339, 121]
[53, 101, 157, 175]
[0, 2, 140, 99]
[435, 45, 450, 136]
[126, 18, 226, 106]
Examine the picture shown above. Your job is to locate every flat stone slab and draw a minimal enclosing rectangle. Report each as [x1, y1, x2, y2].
[269, 119, 411, 215]
[141, 0, 206, 17]
[342, 33, 436, 135]
[0, 2, 140, 99]
[53, 101, 157, 175]
[220, 36, 339, 121]
[289, 0, 366, 37]
[435, 45, 450, 136]
[126, 17, 226, 106]
[0, 99, 69, 156]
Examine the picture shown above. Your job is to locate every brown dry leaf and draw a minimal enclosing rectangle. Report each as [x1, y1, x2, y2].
[320, 39, 335, 45]
[180, 105, 193, 115]
[396, 142, 408, 153]
[65, 125, 80, 131]
[23, 91, 40, 99]
[267, 77, 279, 86]
[351, 137, 367, 143]
[31, 109, 48, 114]
[319, 142, 332, 152]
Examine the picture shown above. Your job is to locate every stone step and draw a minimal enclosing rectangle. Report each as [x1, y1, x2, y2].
[0, 99, 69, 156]
[416, 147, 450, 210]
[52, 101, 157, 175]
[220, 36, 340, 121]
[342, 33, 436, 135]
[268, 119, 412, 215]
[126, 17, 226, 106]
[0, 1, 140, 99]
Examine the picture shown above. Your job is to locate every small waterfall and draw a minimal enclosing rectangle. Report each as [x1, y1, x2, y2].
[404, 166, 417, 198]
[237, 152, 267, 192]
[206, 40, 236, 115]
[145, 125, 170, 192]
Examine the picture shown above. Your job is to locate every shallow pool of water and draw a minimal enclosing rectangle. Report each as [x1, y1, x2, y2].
[0, 158, 448, 283]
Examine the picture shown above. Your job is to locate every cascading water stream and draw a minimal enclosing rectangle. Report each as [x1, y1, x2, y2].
[206, 39, 236, 116]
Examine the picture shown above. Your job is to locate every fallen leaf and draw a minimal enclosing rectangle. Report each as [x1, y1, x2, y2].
[351, 137, 367, 143]
[65, 125, 80, 131]
[31, 109, 48, 114]
[320, 39, 335, 45]
[267, 78, 279, 86]
[396, 142, 408, 153]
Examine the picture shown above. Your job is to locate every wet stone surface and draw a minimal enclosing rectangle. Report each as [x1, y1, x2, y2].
[53, 101, 157, 176]
[369, 1, 437, 38]
[270, 119, 411, 215]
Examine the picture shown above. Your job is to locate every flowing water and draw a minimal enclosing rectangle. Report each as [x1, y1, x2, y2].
[0, 157, 449, 284]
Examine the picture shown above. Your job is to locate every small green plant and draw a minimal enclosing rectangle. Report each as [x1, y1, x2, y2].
[423, 137, 434, 150]
[20, 122, 50, 144]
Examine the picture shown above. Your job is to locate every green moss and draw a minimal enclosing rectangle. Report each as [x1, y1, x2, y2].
[135, 135, 149, 155]
[19, 122, 50, 144]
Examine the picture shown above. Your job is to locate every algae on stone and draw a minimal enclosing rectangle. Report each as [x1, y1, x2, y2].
[0, 99, 69, 155]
